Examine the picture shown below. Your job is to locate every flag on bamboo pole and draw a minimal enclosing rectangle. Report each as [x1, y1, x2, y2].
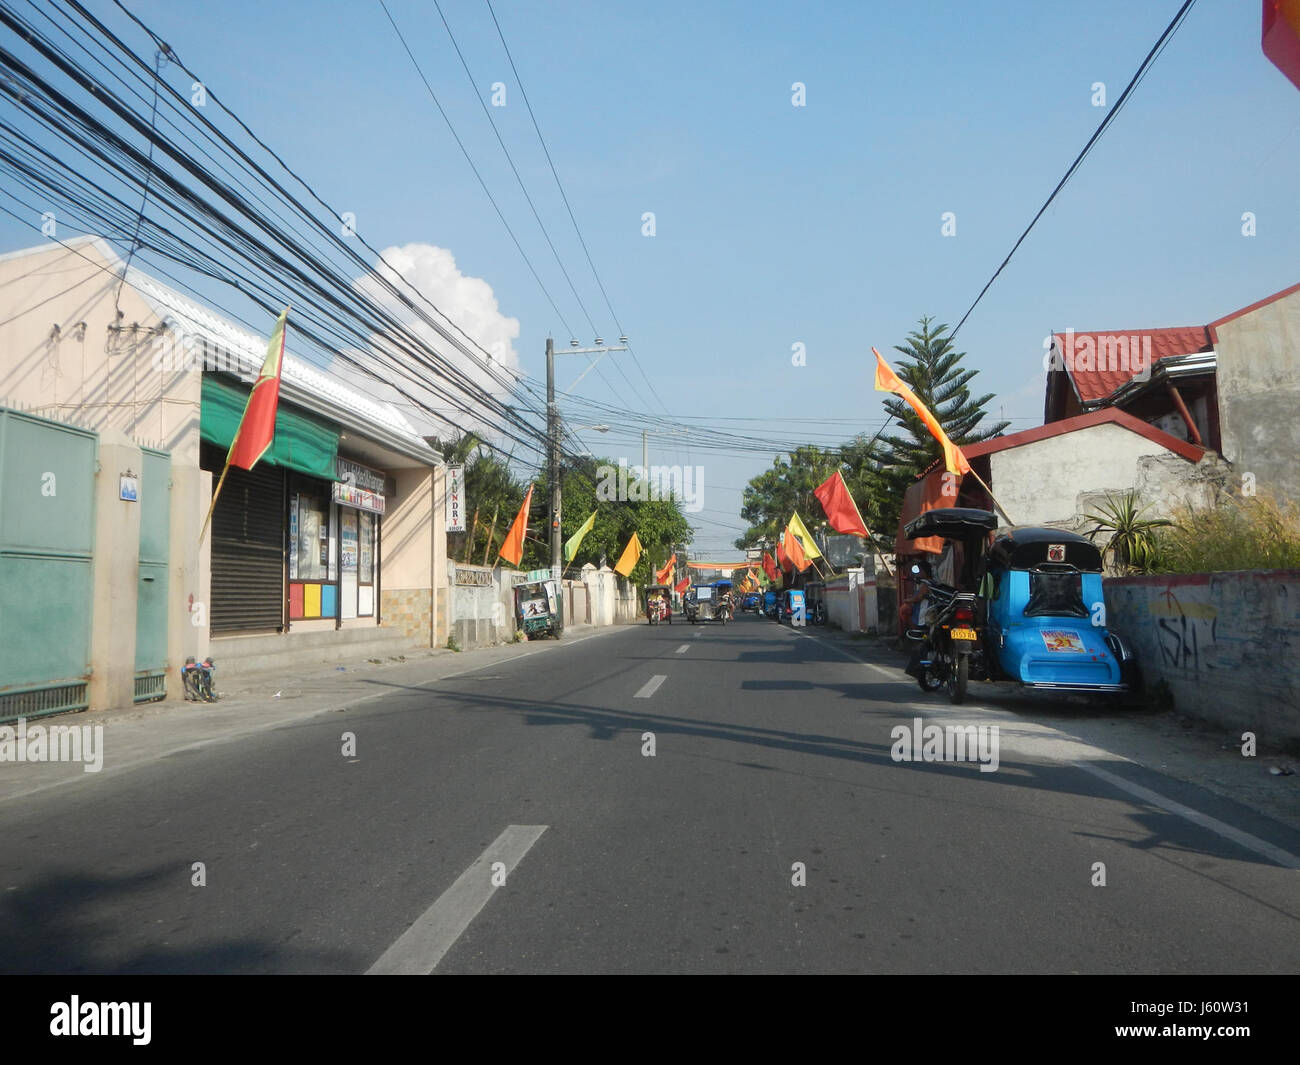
[814, 470, 870, 537]
[655, 553, 677, 584]
[563, 510, 597, 563]
[787, 511, 823, 560]
[614, 532, 643, 577]
[783, 525, 810, 572]
[872, 346, 971, 476]
[762, 551, 778, 582]
[498, 484, 534, 567]
[200, 306, 290, 544]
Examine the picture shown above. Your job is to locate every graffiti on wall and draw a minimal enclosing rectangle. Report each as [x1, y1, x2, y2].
[1148, 588, 1218, 672]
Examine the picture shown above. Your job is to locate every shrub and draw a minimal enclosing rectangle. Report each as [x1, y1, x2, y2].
[1152, 493, 1300, 574]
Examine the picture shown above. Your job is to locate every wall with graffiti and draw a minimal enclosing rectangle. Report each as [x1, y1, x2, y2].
[1105, 570, 1300, 744]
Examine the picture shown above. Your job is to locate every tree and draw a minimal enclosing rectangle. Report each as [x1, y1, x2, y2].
[427, 433, 526, 564]
[733, 445, 842, 550]
[875, 317, 1009, 533]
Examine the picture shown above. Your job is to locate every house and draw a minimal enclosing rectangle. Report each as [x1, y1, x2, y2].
[0, 236, 450, 715]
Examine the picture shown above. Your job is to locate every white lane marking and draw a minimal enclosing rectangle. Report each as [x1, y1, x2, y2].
[635, 675, 667, 699]
[794, 632, 902, 679]
[1075, 763, 1300, 870]
[367, 824, 548, 975]
[692, 630, 703, 638]
[675, 644, 690, 654]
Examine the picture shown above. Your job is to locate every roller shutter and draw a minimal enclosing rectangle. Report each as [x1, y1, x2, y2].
[204, 444, 286, 634]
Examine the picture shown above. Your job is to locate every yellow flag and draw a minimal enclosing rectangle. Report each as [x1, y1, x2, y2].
[613, 532, 643, 577]
[873, 347, 971, 476]
[787, 511, 823, 559]
[564, 510, 597, 563]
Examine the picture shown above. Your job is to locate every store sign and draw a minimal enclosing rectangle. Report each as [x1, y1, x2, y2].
[335, 457, 385, 494]
[332, 481, 385, 515]
[446, 465, 465, 532]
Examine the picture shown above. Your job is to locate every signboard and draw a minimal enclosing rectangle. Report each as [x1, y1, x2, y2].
[336, 457, 385, 494]
[332, 481, 385, 515]
[454, 567, 494, 587]
[823, 533, 866, 569]
[446, 465, 465, 532]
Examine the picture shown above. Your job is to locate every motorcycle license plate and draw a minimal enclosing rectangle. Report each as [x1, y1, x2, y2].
[950, 627, 977, 641]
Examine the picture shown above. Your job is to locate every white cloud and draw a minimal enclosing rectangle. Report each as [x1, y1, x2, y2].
[337, 242, 522, 440]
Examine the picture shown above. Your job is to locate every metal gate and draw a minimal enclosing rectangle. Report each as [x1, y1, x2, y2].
[134, 447, 170, 702]
[0, 408, 96, 722]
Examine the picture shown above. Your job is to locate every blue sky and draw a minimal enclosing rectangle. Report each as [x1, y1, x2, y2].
[3, 0, 1298, 554]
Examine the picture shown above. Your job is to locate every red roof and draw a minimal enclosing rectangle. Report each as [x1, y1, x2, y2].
[1051, 326, 1211, 404]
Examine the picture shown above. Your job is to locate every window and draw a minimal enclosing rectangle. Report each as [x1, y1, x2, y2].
[1025, 569, 1088, 618]
[295, 493, 330, 581]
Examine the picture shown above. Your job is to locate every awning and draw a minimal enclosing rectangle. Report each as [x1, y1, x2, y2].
[201, 374, 339, 480]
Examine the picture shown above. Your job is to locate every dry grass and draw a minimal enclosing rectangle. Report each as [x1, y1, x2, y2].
[1152, 493, 1300, 573]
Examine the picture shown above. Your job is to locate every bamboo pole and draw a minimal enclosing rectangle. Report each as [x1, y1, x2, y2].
[198, 460, 232, 546]
[481, 505, 500, 567]
[462, 506, 480, 564]
[966, 467, 1014, 526]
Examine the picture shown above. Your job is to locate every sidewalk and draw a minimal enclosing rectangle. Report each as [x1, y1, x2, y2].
[803, 623, 1300, 835]
[0, 624, 631, 804]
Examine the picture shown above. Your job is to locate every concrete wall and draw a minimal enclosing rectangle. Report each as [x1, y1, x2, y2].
[1214, 288, 1300, 505]
[989, 422, 1228, 530]
[383, 465, 437, 647]
[826, 568, 879, 633]
[1105, 570, 1300, 746]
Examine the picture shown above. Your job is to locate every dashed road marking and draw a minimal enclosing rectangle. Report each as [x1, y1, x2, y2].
[635, 675, 667, 699]
[675, 644, 690, 654]
[367, 824, 548, 974]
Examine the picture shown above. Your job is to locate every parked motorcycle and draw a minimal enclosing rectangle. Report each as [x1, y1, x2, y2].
[906, 571, 982, 704]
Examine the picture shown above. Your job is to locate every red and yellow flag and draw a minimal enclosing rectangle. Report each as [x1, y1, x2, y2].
[498, 484, 534, 567]
[873, 346, 971, 477]
[200, 306, 289, 544]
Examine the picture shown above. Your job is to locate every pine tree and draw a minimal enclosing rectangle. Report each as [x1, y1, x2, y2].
[880, 316, 1008, 474]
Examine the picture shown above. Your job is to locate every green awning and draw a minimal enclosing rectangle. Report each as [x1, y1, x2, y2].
[200, 374, 340, 480]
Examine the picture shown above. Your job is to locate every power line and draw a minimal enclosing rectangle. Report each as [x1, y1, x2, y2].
[950, 0, 1198, 340]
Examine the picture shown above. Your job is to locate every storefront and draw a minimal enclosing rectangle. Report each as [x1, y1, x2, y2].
[200, 374, 390, 634]
[289, 457, 385, 625]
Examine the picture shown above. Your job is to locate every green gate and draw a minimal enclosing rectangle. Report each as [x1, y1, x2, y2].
[0, 408, 97, 722]
[134, 447, 170, 702]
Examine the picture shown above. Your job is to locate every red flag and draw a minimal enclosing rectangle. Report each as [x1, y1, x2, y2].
[783, 525, 810, 572]
[673, 576, 690, 595]
[655, 553, 677, 584]
[762, 551, 778, 582]
[1264, 0, 1300, 91]
[498, 484, 534, 567]
[775, 541, 791, 572]
[815, 470, 869, 538]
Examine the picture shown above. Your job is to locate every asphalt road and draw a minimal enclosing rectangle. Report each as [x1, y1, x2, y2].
[3, 613, 1298, 974]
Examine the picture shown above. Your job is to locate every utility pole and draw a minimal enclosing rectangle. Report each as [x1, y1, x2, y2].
[546, 335, 631, 635]
[547, 337, 564, 634]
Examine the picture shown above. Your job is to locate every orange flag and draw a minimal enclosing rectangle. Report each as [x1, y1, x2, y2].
[783, 525, 810, 572]
[775, 540, 791, 572]
[655, 553, 677, 584]
[498, 484, 534, 567]
[873, 347, 971, 476]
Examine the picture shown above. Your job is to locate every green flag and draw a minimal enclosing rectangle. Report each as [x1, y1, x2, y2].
[564, 510, 598, 563]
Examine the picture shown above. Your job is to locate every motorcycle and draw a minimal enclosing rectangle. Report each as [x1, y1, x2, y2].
[906, 571, 982, 705]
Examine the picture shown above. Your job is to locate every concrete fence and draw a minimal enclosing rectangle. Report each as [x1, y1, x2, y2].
[1105, 570, 1300, 746]
[825, 568, 879, 634]
[446, 561, 640, 649]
